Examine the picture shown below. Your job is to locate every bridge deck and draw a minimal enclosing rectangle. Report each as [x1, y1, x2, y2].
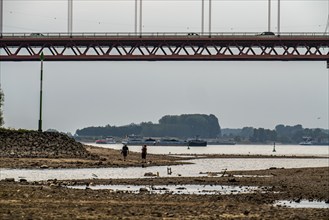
[1, 33, 328, 61]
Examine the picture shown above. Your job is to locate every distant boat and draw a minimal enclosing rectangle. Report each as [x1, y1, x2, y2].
[157, 138, 187, 146]
[188, 139, 207, 147]
[207, 140, 236, 145]
[299, 137, 314, 145]
[95, 137, 116, 144]
[144, 138, 157, 145]
[299, 136, 329, 146]
[95, 139, 107, 144]
[122, 135, 157, 145]
[122, 135, 144, 145]
[299, 142, 313, 146]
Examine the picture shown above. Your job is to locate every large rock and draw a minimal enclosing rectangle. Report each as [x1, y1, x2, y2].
[0, 129, 95, 159]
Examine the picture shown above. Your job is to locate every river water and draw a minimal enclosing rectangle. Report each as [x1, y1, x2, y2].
[0, 144, 328, 182]
[68, 184, 264, 195]
[87, 143, 329, 157]
[0, 158, 328, 182]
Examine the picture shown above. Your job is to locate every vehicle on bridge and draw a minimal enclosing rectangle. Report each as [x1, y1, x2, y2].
[187, 32, 199, 37]
[258, 31, 276, 36]
[30, 33, 44, 37]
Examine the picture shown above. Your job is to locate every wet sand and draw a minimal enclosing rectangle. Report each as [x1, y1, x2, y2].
[0, 145, 328, 219]
[0, 145, 324, 169]
[0, 146, 188, 169]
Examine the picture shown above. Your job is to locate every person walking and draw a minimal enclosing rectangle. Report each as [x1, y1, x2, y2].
[121, 144, 129, 161]
[141, 145, 147, 163]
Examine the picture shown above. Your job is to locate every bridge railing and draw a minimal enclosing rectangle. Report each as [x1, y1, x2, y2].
[1, 32, 329, 38]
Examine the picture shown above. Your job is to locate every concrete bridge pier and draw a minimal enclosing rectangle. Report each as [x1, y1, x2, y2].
[0, 0, 3, 35]
[68, 0, 73, 34]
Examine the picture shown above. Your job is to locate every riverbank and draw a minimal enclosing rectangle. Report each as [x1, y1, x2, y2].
[1, 167, 328, 219]
[1, 130, 328, 219]
[0, 146, 189, 169]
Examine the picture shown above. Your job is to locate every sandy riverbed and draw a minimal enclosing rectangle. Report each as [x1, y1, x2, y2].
[0, 145, 328, 219]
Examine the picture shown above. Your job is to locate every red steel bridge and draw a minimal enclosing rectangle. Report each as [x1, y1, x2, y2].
[0, 32, 328, 62]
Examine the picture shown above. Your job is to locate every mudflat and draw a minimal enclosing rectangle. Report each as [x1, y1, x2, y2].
[0, 141, 328, 219]
[0, 145, 324, 169]
[0, 145, 188, 169]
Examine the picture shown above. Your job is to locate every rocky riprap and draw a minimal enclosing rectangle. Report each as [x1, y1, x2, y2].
[0, 129, 96, 159]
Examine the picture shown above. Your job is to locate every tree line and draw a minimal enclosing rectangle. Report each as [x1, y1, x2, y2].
[76, 113, 328, 144]
[222, 124, 329, 144]
[76, 114, 221, 139]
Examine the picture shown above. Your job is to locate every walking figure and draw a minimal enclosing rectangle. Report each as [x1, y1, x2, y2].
[121, 144, 129, 161]
[141, 145, 147, 163]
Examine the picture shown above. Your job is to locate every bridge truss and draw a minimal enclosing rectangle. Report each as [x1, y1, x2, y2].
[0, 33, 328, 61]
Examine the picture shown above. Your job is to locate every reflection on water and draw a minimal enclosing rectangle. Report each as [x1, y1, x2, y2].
[87, 143, 329, 157]
[0, 158, 328, 182]
[275, 200, 329, 209]
[68, 184, 265, 195]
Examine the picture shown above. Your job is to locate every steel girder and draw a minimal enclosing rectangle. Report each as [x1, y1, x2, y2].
[0, 36, 328, 61]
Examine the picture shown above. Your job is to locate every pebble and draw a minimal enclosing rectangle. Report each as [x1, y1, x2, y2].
[139, 188, 149, 192]
[19, 179, 27, 183]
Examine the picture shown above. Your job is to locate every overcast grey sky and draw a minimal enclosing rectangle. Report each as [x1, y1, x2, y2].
[0, 0, 328, 133]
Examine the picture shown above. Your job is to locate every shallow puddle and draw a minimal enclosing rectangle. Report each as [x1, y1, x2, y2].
[67, 184, 266, 195]
[275, 200, 329, 209]
[233, 174, 273, 178]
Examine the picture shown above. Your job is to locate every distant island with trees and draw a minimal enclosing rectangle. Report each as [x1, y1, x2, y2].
[77, 114, 221, 139]
[76, 114, 329, 145]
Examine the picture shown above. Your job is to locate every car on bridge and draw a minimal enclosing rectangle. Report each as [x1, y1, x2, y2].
[258, 31, 275, 36]
[187, 32, 199, 37]
[30, 33, 44, 37]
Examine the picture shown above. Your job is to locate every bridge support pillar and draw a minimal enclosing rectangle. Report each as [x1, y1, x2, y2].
[208, 0, 212, 35]
[134, 0, 142, 35]
[277, 0, 281, 36]
[0, 0, 3, 35]
[200, 0, 212, 36]
[327, 61, 329, 69]
[68, 0, 73, 34]
[201, 0, 204, 34]
[268, 0, 271, 32]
